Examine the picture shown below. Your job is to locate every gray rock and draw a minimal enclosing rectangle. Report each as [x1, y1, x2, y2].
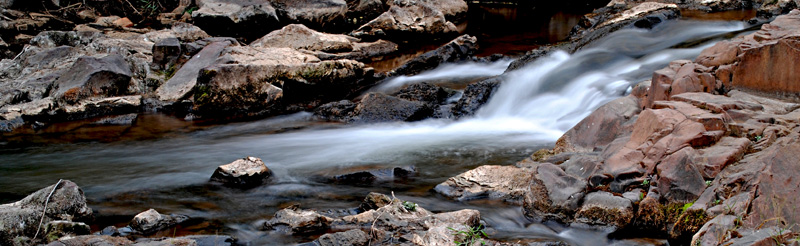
[391, 34, 477, 77]
[152, 38, 181, 71]
[351, 93, 432, 123]
[156, 40, 232, 102]
[272, 0, 348, 30]
[313, 100, 357, 122]
[263, 207, 331, 235]
[523, 163, 587, 222]
[394, 82, 450, 106]
[192, 0, 281, 40]
[129, 209, 189, 235]
[316, 229, 370, 246]
[250, 24, 357, 53]
[358, 192, 393, 212]
[452, 77, 501, 118]
[0, 180, 93, 245]
[51, 55, 133, 104]
[345, 0, 388, 27]
[210, 156, 273, 188]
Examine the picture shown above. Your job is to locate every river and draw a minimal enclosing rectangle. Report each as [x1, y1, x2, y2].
[0, 8, 756, 246]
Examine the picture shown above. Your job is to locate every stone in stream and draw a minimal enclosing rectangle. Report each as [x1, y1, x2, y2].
[573, 191, 634, 231]
[156, 40, 233, 102]
[316, 165, 417, 185]
[451, 77, 502, 118]
[314, 229, 370, 246]
[390, 34, 478, 77]
[210, 156, 273, 188]
[523, 163, 587, 223]
[129, 209, 189, 235]
[263, 207, 332, 235]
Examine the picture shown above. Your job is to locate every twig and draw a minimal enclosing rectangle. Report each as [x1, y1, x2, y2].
[368, 191, 397, 246]
[33, 179, 64, 240]
[123, 0, 142, 15]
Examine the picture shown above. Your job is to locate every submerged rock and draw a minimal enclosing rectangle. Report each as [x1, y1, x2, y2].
[451, 77, 501, 118]
[210, 156, 273, 188]
[317, 165, 418, 185]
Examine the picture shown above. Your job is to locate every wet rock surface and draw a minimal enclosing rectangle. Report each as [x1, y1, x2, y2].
[434, 165, 532, 205]
[210, 156, 273, 188]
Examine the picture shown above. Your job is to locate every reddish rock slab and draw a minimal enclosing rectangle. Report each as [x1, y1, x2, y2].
[693, 137, 751, 179]
[656, 147, 707, 203]
[555, 95, 640, 154]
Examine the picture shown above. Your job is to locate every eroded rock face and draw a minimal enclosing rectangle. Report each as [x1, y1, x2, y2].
[0, 180, 92, 245]
[210, 156, 273, 187]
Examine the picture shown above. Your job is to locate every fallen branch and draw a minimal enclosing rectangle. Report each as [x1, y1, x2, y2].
[33, 179, 64, 240]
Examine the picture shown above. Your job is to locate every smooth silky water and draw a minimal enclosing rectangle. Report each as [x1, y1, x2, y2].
[0, 17, 754, 245]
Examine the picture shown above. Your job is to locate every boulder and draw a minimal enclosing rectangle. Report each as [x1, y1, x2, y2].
[251, 24, 357, 52]
[0, 180, 92, 245]
[315, 229, 370, 246]
[156, 40, 232, 102]
[644, 61, 716, 109]
[129, 209, 189, 235]
[434, 165, 533, 205]
[50, 55, 133, 105]
[151, 37, 181, 71]
[451, 77, 501, 117]
[271, 0, 348, 30]
[358, 192, 393, 212]
[313, 100, 358, 122]
[573, 191, 634, 231]
[690, 214, 738, 246]
[193, 45, 374, 117]
[741, 138, 800, 230]
[210, 156, 273, 187]
[394, 82, 450, 106]
[350, 93, 432, 123]
[192, 0, 280, 40]
[391, 35, 478, 76]
[523, 163, 587, 222]
[351, 1, 458, 41]
[263, 207, 331, 234]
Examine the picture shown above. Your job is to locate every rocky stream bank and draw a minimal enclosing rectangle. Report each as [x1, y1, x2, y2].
[2, 0, 800, 245]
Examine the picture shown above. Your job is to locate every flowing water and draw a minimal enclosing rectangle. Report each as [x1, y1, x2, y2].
[0, 15, 756, 245]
